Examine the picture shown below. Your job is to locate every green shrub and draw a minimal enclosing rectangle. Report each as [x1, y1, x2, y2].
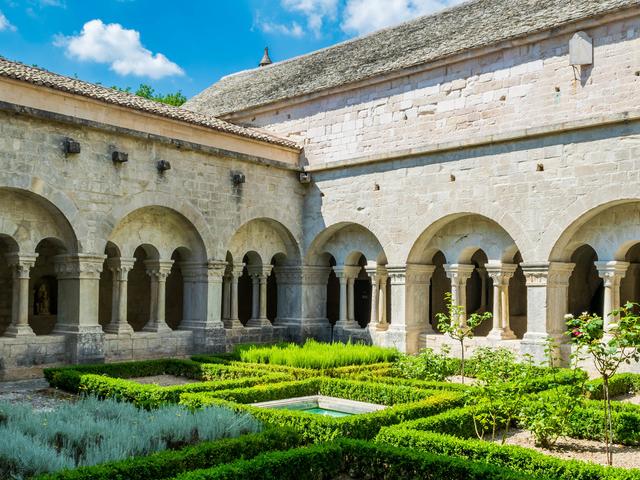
[392, 346, 458, 381]
[174, 439, 535, 480]
[347, 374, 473, 392]
[35, 429, 302, 480]
[237, 339, 398, 368]
[0, 396, 260, 479]
[567, 406, 640, 445]
[376, 427, 640, 480]
[180, 378, 464, 442]
[587, 373, 640, 400]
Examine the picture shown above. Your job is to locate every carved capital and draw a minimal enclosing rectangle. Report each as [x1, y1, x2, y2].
[231, 262, 246, 279]
[247, 264, 273, 279]
[521, 262, 575, 287]
[444, 264, 475, 284]
[485, 263, 517, 286]
[5, 253, 37, 279]
[206, 260, 227, 282]
[386, 265, 407, 285]
[106, 257, 136, 281]
[54, 254, 106, 279]
[144, 259, 174, 280]
[406, 263, 436, 284]
[596, 261, 629, 287]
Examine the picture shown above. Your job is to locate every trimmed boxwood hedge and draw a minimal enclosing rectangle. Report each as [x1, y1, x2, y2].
[34, 429, 303, 480]
[587, 373, 640, 400]
[172, 439, 538, 480]
[180, 378, 464, 441]
[376, 427, 640, 480]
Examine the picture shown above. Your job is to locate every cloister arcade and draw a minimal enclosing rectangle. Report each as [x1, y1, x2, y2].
[1, 186, 640, 369]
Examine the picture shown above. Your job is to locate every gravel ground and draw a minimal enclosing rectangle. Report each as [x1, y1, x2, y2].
[497, 429, 640, 469]
[0, 378, 75, 412]
[446, 375, 478, 385]
[129, 375, 197, 386]
[614, 393, 640, 405]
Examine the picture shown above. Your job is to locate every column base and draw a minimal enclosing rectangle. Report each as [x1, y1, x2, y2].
[103, 322, 134, 335]
[191, 326, 227, 354]
[487, 328, 517, 341]
[246, 318, 273, 328]
[224, 318, 245, 330]
[335, 320, 360, 330]
[521, 332, 569, 366]
[142, 322, 172, 333]
[4, 324, 35, 337]
[63, 328, 105, 364]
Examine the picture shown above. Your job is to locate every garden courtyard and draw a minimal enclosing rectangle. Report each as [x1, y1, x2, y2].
[2, 313, 640, 480]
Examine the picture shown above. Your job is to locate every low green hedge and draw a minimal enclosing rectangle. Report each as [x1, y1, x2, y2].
[35, 429, 302, 480]
[347, 374, 473, 392]
[180, 378, 464, 442]
[173, 439, 537, 480]
[78, 373, 291, 409]
[567, 406, 640, 445]
[587, 374, 640, 400]
[376, 427, 640, 480]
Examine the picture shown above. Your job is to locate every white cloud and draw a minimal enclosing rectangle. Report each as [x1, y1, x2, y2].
[280, 0, 339, 37]
[342, 0, 465, 36]
[0, 11, 16, 32]
[259, 20, 304, 38]
[54, 19, 184, 79]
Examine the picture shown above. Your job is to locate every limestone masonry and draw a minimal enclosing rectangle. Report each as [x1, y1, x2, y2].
[1, 0, 640, 378]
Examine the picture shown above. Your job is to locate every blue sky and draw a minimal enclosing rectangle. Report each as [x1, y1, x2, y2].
[0, 0, 463, 99]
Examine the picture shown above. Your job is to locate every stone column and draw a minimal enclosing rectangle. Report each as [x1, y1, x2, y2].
[406, 264, 436, 335]
[478, 267, 488, 313]
[226, 263, 245, 329]
[4, 253, 37, 337]
[521, 262, 574, 363]
[486, 263, 517, 340]
[378, 269, 388, 330]
[342, 266, 361, 328]
[103, 257, 135, 334]
[385, 265, 423, 353]
[222, 273, 231, 322]
[143, 259, 173, 333]
[53, 254, 106, 364]
[444, 264, 475, 325]
[365, 266, 379, 329]
[333, 267, 351, 328]
[596, 261, 629, 331]
[247, 265, 273, 327]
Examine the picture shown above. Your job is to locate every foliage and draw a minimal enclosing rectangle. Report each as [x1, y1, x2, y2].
[436, 292, 492, 381]
[236, 339, 398, 369]
[392, 345, 457, 381]
[111, 84, 187, 106]
[35, 429, 302, 480]
[174, 439, 534, 480]
[376, 427, 640, 480]
[566, 304, 640, 465]
[466, 347, 534, 442]
[0, 396, 260, 479]
[520, 339, 588, 448]
[180, 378, 463, 442]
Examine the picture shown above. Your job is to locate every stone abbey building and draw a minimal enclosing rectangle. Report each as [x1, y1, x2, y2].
[1, 0, 640, 378]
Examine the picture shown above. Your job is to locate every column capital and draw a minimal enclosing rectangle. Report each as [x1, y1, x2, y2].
[485, 263, 518, 285]
[231, 262, 246, 278]
[54, 254, 106, 279]
[595, 261, 629, 286]
[106, 257, 136, 280]
[144, 259, 174, 279]
[207, 259, 227, 275]
[521, 262, 575, 287]
[444, 264, 475, 282]
[5, 253, 38, 279]
[333, 265, 360, 279]
[247, 264, 273, 278]
[406, 263, 436, 284]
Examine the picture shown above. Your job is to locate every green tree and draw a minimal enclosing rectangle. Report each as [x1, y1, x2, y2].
[111, 84, 187, 106]
[565, 304, 640, 465]
[436, 292, 491, 383]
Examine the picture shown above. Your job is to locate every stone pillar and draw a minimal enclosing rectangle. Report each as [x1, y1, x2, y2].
[4, 253, 37, 337]
[103, 257, 135, 335]
[296, 266, 331, 341]
[337, 266, 360, 329]
[247, 265, 273, 328]
[53, 254, 106, 364]
[385, 265, 422, 353]
[596, 261, 629, 331]
[444, 264, 475, 325]
[226, 263, 245, 329]
[333, 267, 350, 328]
[143, 259, 173, 333]
[406, 264, 436, 335]
[521, 262, 574, 363]
[486, 263, 517, 340]
[222, 273, 231, 321]
[478, 267, 488, 313]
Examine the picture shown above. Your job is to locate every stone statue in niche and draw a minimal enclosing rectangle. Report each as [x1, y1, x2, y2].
[34, 281, 51, 315]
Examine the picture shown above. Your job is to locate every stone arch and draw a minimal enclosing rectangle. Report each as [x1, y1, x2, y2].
[306, 222, 388, 266]
[101, 192, 214, 260]
[226, 218, 300, 264]
[407, 213, 520, 265]
[0, 187, 78, 254]
[107, 206, 206, 261]
[549, 200, 640, 262]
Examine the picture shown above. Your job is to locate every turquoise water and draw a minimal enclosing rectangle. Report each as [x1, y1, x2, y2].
[300, 407, 352, 417]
